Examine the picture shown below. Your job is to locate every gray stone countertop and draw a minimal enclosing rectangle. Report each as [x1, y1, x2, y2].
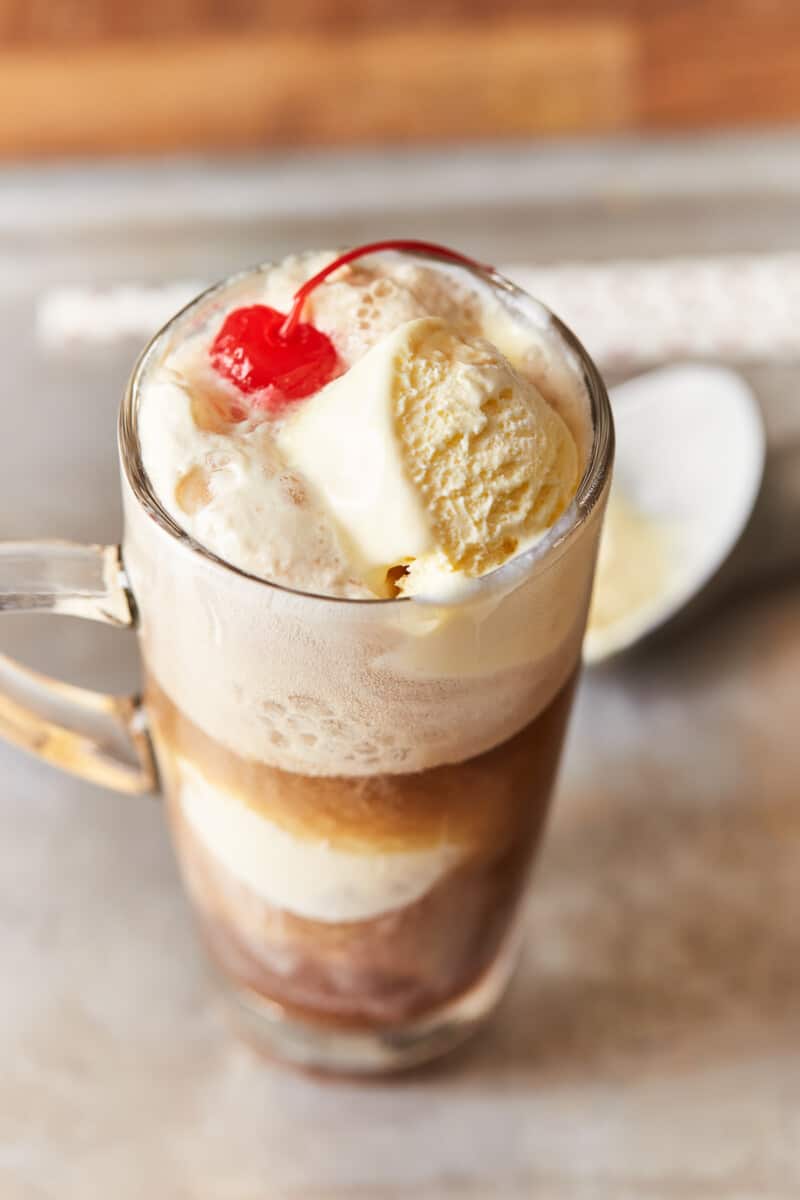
[1, 134, 799, 1199]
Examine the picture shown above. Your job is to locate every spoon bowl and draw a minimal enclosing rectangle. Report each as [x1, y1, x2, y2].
[584, 364, 767, 664]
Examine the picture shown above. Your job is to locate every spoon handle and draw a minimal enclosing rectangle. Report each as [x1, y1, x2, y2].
[723, 433, 800, 593]
[705, 380, 800, 605]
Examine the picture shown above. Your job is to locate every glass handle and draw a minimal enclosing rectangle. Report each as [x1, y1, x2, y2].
[0, 541, 156, 794]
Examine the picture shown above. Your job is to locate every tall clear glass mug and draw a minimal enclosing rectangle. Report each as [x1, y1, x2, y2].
[0, 256, 613, 1074]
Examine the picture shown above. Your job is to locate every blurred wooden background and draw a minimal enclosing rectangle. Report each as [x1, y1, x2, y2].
[1, 0, 800, 157]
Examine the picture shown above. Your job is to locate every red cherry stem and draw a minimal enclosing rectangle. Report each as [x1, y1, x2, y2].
[279, 240, 493, 338]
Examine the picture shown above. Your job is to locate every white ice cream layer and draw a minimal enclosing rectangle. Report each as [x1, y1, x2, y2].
[178, 759, 462, 922]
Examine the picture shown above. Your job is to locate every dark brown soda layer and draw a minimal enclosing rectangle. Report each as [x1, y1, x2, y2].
[151, 673, 576, 1028]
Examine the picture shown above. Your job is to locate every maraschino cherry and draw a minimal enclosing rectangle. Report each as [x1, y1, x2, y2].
[210, 304, 337, 408]
[209, 240, 489, 413]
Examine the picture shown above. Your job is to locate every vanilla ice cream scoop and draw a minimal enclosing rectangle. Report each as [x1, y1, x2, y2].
[279, 317, 579, 597]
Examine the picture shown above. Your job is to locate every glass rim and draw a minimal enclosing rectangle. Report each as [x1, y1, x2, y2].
[119, 249, 614, 607]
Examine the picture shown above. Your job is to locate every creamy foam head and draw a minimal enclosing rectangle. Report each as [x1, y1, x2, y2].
[125, 251, 601, 777]
[137, 251, 588, 600]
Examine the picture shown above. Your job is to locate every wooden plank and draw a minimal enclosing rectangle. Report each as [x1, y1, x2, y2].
[641, 0, 800, 127]
[0, 1, 640, 44]
[0, 19, 636, 157]
[0, 1, 799, 156]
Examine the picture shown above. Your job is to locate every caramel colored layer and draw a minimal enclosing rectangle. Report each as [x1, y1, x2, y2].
[147, 671, 576, 853]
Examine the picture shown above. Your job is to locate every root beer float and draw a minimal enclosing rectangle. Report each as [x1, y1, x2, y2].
[123, 242, 610, 1070]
